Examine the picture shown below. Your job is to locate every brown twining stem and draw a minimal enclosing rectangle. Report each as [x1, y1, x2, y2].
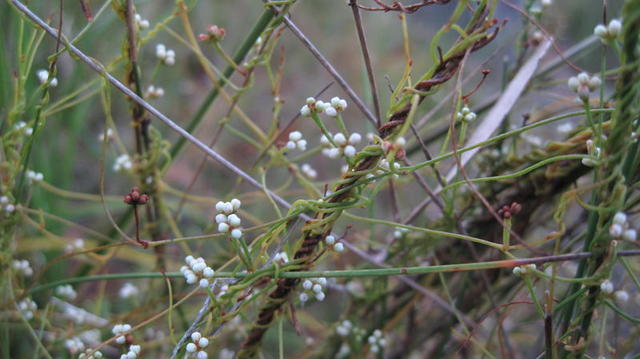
[238, 13, 501, 357]
[462, 69, 491, 102]
[124, 187, 149, 248]
[356, 0, 452, 13]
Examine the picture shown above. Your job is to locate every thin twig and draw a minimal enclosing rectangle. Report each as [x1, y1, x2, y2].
[349, 0, 382, 126]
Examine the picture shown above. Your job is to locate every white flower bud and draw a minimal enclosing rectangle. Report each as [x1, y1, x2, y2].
[203, 267, 214, 278]
[215, 201, 225, 212]
[334, 243, 344, 252]
[191, 332, 202, 342]
[230, 198, 241, 210]
[198, 337, 209, 347]
[306, 97, 316, 105]
[614, 290, 629, 303]
[231, 229, 242, 239]
[186, 343, 197, 353]
[568, 77, 580, 92]
[156, 44, 166, 59]
[289, 131, 302, 141]
[215, 214, 227, 224]
[325, 107, 338, 117]
[593, 24, 608, 38]
[227, 214, 241, 227]
[600, 279, 614, 294]
[286, 141, 296, 150]
[218, 222, 230, 233]
[317, 277, 327, 286]
[315, 292, 325, 301]
[199, 279, 209, 288]
[299, 293, 309, 302]
[303, 280, 312, 290]
[312, 284, 323, 293]
[325, 235, 336, 245]
[613, 212, 627, 225]
[300, 105, 311, 117]
[610, 223, 623, 237]
[297, 139, 307, 151]
[577, 72, 590, 85]
[623, 229, 637, 241]
[223, 202, 234, 214]
[343, 145, 356, 157]
[348, 133, 362, 144]
[588, 76, 601, 91]
[608, 19, 622, 37]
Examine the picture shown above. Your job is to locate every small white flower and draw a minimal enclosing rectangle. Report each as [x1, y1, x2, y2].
[541, 0, 552, 7]
[145, 85, 165, 99]
[622, 229, 637, 241]
[156, 44, 175, 66]
[299, 293, 309, 302]
[303, 280, 313, 290]
[343, 145, 356, 157]
[218, 222, 230, 233]
[600, 279, 614, 294]
[315, 292, 325, 301]
[333, 133, 347, 146]
[286, 131, 307, 151]
[64, 337, 85, 353]
[348, 133, 362, 144]
[113, 154, 133, 172]
[609, 223, 623, 238]
[199, 278, 209, 288]
[18, 298, 37, 320]
[112, 323, 132, 344]
[197, 351, 208, 359]
[325, 235, 336, 245]
[301, 163, 318, 179]
[325, 107, 338, 117]
[231, 228, 242, 239]
[334, 242, 344, 252]
[203, 267, 214, 278]
[134, 14, 149, 29]
[300, 105, 311, 117]
[78, 349, 103, 359]
[36, 69, 58, 87]
[215, 213, 227, 224]
[55, 284, 77, 300]
[230, 198, 241, 210]
[12, 259, 33, 276]
[227, 214, 241, 227]
[119, 282, 140, 299]
[614, 290, 629, 303]
[186, 343, 197, 353]
[613, 212, 627, 226]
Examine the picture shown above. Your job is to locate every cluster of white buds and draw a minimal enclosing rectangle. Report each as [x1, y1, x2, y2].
[324, 234, 344, 252]
[55, 284, 77, 300]
[320, 132, 362, 159]
[300, 97, 347, 117]
[336, 320, 353, 337]
[186, 332, 209, 359]
[14, 121, 33, 136]
[300, 163, 318, 179]
[273, 251, 289, 264]
[12, 259, 33, 276]
[541, 0, 552, 6]
[27, 170, 44, 184]
[119, 345, 141, 359]
[512, 264, 536, 276]
[393, 227, 410, 239]
[324, 97, 348, 117]
[18, 298, 37, 320]
[456, 106, 477, 122]
[299, 277, 328, 302]
[181, 256, 215, 288]
[134, 14, 149, 29]
[64, 337, 85, 354]
[113, 154, 133, 172]
[609, 211, 636, 241]
[286, 131, 307, 151]
[145, 85, 165, 99]
[36, 69, 58, 87]
[568, 72, 601, 102]
[112, 323, 132, 344]
[78, 349, 103, 359]
[64, 238, 85, 253]
[156, 44, 176, 66]
[581, 139, 602, 167]
[1, 196, 15, 214]
[594, 19, 622, 42]
[367, 329, 387, 354]
[119, 282, 140, 299]
[98, 128, 114, 142]
[215, 199, 243, 239]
